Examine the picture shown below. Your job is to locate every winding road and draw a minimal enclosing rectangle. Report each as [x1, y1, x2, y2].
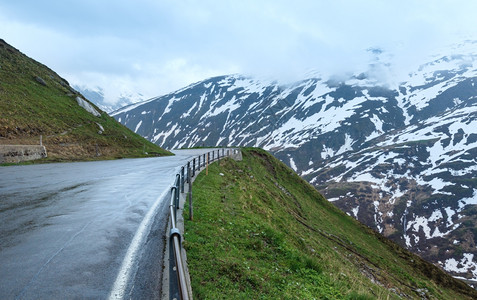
[0, 149, 212, 299]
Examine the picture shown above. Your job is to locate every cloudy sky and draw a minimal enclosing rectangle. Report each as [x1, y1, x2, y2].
[1, 0, 477, 104]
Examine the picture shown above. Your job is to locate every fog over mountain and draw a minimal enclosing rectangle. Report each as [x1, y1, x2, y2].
[73, 85, 145, 113]
[3, 1, 477, 105]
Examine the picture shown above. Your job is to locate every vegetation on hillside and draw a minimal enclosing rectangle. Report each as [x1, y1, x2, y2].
[184, 148, 477, 299]
[0, 39, 171, 162]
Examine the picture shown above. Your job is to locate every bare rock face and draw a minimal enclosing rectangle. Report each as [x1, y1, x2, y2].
[34, 76, 47, 86]
[76, 97, 101, 117]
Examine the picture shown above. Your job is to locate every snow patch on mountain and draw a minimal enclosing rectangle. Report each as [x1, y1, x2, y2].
[441, 254, 477, 279]
[134, 120, 142, 133]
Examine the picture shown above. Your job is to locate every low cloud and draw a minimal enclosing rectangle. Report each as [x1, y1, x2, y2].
[1, 0, 477, 104]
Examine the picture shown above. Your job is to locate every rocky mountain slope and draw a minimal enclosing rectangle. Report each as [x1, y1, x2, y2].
[0, 39, 170, 162]
[111, 40, 477, 282]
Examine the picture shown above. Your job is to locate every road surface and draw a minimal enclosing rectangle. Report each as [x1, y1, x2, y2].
[0, 149, 212, 299]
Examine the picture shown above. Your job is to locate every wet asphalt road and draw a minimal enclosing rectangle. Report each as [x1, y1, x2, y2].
[0, 149, 211, 299]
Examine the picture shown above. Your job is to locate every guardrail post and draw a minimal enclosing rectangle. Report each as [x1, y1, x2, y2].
[169, 228, 180, 300]
[170, 187, 177, 221]
[188, 165, 193, 221]
[217, 149, 220, 160]
[171, 186, 179, 213]
[198, 155, 201, 170]
[176, 174, 181, 197]
[181, 167, 185, 193]
[169, 228, 188, 300]
[186, 162, 190, 183]
[192, 158, 196, 177]
[176, 186, 180, 211]
[203, 154, 205, 167]
[187, 165, 191, 186]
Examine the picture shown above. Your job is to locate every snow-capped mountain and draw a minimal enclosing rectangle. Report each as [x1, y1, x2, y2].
[74, 85, 142, 113]
[111, 40, 477, 282]
[314, 102, 477, 282]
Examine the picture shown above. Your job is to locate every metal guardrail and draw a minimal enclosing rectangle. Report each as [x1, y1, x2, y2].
[168, 148, 238, 300]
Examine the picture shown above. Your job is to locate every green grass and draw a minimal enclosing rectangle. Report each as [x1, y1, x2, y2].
[0, 39, 171, 162]
[184, 148, 477, 299]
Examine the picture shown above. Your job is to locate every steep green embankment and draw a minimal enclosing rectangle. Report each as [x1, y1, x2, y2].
[0, 39, 171, 162]
[184, 148, 477, 299]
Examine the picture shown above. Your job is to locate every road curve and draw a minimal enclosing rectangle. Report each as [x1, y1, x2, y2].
[0, 149, 214, 299]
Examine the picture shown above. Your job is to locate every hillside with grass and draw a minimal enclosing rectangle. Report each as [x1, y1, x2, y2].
[0, 39, 170, 162]
[184, 148, 477, 299]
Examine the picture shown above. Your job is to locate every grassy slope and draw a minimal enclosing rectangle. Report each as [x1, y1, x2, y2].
[0, 39, 171, 162]
[184, 148, 477, 299]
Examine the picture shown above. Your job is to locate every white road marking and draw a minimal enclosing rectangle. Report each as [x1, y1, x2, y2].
[108, 188, 170, 300]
